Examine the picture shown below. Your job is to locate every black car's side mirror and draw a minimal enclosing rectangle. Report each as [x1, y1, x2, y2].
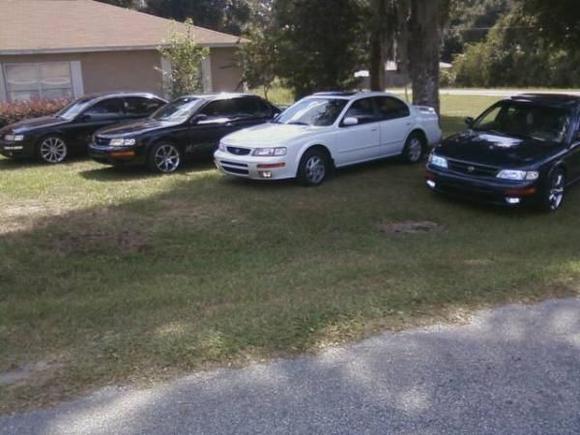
[190, 114, 208, 125]
[465, 117, 475, 128]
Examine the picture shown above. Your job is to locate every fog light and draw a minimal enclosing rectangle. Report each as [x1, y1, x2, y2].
[426, 180, 436, 189]
[259, 171, 273, 179]
[505, 197, 521, 205]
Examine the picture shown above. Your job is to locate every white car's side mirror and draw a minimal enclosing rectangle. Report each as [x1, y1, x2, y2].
[343, 117, 359, 127]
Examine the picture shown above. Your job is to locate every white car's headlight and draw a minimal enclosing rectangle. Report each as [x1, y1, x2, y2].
[429, 153, 448, 169]
[4, 134, 24, 142]
[252, 147, 287, 157]
[109, 138, 136, 147]
[496, 170, 539, 181]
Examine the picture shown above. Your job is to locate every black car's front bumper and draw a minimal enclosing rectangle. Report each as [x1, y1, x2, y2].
[425, 165, 541, 207]
[0, 137, 36, 159]
[89, 144, 146, 166]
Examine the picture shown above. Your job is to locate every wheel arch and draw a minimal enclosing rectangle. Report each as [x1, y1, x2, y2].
[296, 143, 334, 173]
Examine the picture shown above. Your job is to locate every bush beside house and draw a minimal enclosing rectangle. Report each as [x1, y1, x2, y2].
[0, 99, 70, 128]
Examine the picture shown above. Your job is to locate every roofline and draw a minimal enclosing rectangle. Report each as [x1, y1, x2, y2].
[0, 42, 243, 56]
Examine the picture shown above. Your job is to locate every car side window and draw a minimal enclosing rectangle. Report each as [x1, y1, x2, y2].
[200, 100, 237, 119]
[83, 98, 124, 120]
[124, 97, 165, 117]
[343, 98, 379, 125]
[375, 97, 410, 120]
[234, 97, 273, 118]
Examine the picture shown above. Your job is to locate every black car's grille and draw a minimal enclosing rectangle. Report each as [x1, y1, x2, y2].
[447, 159, 499, 178]
[95, 136, 110, 146]
[227, 146, 251, 156]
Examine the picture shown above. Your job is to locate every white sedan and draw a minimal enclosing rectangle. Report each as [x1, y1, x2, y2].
[214, 91, 442, 186]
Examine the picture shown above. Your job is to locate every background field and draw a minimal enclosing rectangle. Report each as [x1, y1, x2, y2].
[2, 94, 579, 411]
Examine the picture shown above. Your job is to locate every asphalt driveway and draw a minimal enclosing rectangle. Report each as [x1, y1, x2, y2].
[2, 298, 580, 434]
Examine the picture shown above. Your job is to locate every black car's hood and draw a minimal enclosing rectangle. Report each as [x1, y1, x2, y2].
[438, 130, 562, 167]
[5, 116, 69, 134]
[97, 119, 180, 137]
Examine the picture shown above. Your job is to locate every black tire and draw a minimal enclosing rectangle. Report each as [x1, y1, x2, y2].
[401, 132, 426, 164]
[147, 142, 182, 174]
[37, 135, 68, 164]
[297, 148, 330, 186]
[539, 168, 566, 212]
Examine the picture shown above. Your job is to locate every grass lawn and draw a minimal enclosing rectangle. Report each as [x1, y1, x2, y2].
[1, 95, 580, 412]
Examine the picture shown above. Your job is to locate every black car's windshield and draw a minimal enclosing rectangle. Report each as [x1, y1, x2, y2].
[275, 98, 348, 127]
[473, 101, 571, 143]
[151, 97, 200, 122]
[56, 97, 94, 120]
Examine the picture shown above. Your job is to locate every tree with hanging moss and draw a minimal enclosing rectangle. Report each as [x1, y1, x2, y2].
[158, 19, 209, 98]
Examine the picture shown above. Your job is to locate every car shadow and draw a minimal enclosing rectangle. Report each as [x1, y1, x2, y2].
[79, 160, 217, 182]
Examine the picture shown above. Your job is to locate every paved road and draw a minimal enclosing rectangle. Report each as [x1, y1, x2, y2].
[2, 298, 580, 434]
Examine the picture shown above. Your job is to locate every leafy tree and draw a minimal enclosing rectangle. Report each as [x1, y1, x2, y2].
[517, 0, 580, 49]
[239, 25, 278, 100]
[158, 19, 209, 98]
[146, 0, 253, 34]
[273, 0, 366, 98]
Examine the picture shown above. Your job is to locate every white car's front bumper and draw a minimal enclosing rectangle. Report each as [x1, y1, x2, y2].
[214, 150, 296, 180]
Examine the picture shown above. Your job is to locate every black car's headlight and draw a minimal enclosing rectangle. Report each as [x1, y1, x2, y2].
[109, 138, 136, 147]
[4, 134, 24, 142]
[496, 170, 539, 181]
[428, 153, 448, 169]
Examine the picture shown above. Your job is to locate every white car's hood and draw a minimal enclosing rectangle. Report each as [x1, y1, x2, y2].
[223, 123, 322, 147]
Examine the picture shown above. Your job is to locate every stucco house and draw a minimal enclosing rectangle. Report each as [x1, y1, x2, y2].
[0, 0, 245, 103]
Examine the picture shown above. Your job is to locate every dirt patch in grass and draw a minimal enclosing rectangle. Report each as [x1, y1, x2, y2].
[0, 359, 64, 387]
[379, 220, 444, 235]
[0, 201, 69, 235]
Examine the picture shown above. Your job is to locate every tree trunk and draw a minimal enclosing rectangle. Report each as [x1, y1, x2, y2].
[407, 0, 441, 113]
[369, 0, 387, 91]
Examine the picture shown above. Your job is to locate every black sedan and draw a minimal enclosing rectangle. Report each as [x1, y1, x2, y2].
[0, 93, 167, 164]
[89, 93, 280, 174]
[425, 94, 580, 212]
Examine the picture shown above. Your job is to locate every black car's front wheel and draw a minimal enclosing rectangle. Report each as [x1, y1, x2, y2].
[541, 169, 566, 212]
[148, 142, 181, 174]
[38, 136, 68, 164]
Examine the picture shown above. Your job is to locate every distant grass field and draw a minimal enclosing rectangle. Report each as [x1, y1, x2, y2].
[2, 94, 579, 412]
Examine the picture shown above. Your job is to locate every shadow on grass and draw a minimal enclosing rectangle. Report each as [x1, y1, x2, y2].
[79, 160, 217, 182]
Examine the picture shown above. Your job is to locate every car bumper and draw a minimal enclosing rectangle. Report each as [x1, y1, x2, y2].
[0, 138, 36, 159]
[214, 150, 296, 180]
[425, 166, 541, 207]
[89, 144, 146, 166]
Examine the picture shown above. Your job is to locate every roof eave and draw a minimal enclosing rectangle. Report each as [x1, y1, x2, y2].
[0, 42, 244, 56]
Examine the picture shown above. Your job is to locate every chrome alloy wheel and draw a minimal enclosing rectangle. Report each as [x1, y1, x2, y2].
[39, 137, 67, 163]
[154, 144, 181, 173]
[304, 155, 326, 184]
[548, 172, 565, 211]
[407, 137, 423, 162]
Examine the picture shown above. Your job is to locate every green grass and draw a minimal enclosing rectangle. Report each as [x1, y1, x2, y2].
[2, 94, 579, 412]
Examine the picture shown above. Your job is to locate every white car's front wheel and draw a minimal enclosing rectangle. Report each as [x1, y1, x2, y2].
[297, 148, 329, 187]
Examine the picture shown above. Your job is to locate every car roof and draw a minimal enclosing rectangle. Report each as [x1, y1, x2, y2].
[310, 90, 405, 101]
[510, 93, 580, 108]
[80, 92, 167, 102]
[180, 93, 262, 102]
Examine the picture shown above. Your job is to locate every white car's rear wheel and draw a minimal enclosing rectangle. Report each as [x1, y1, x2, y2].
[402, 133, 425, 164]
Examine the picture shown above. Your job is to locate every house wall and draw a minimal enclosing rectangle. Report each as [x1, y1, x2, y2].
[208, 47, 243, 92]
[0, 50, 165, 102]
[0, 46, 245, 102]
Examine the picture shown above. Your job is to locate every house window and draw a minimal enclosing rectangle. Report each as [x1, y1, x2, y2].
[3, 62, 75, 102]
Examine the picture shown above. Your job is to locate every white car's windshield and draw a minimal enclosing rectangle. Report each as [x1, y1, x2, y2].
[473, 101, 571, 143]
[151, 97, 200, 122]
[56, 97, 94, 120]
[275, 98, 348, 127]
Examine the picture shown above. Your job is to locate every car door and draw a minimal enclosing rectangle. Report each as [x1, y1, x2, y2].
[374, 96, 413, 156]
[186, 99, 239, 157]
[67, 97, 125, 148]
[334, 97, 382, 166]
[228, 96, 277, 130]
[123, 97, 166, 122]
